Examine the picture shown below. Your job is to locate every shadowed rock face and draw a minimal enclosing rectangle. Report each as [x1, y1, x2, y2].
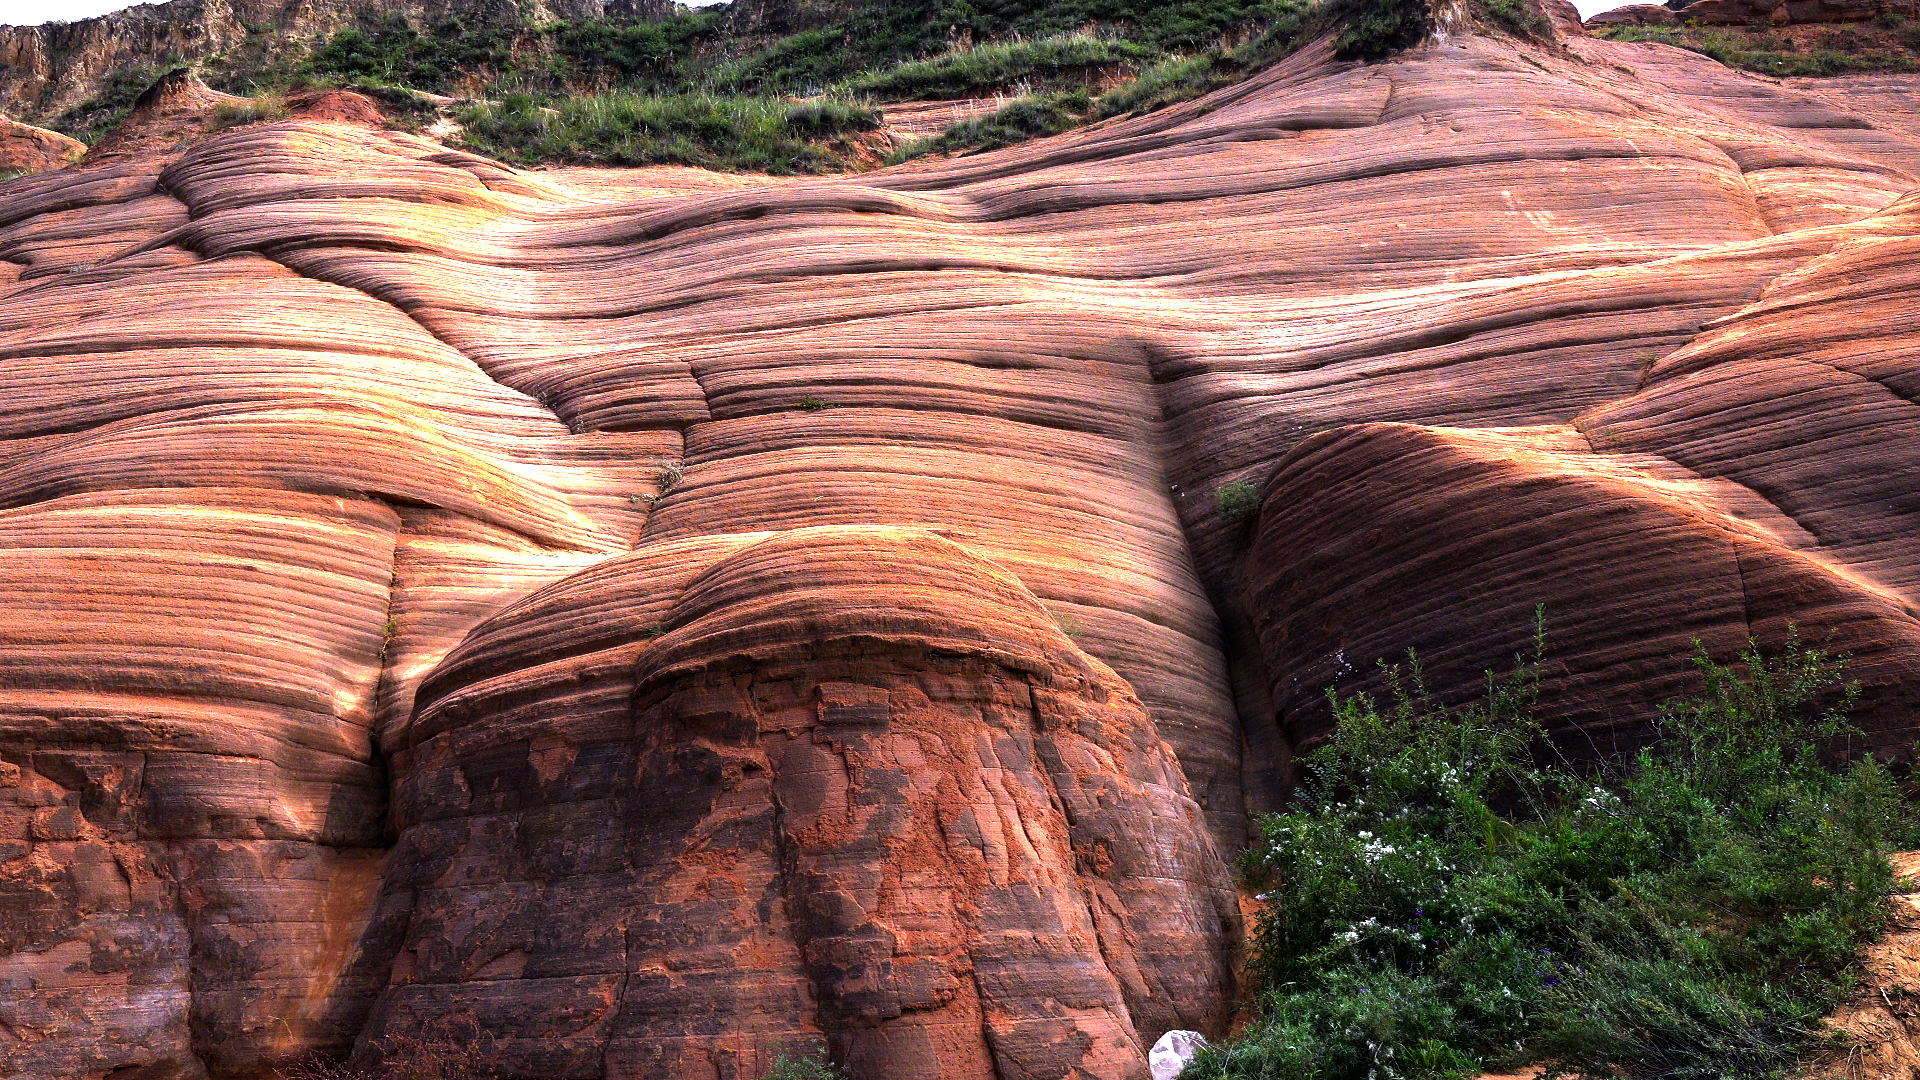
[3, 20, 1920, 1080]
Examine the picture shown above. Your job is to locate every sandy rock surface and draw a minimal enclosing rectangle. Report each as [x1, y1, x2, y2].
[3, 21, 1920, 1080]
[0, 115, 82, 176]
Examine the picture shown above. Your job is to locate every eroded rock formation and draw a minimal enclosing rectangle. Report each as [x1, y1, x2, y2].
[0, 116, 83, 175]
[3, 17, 1920, 1080]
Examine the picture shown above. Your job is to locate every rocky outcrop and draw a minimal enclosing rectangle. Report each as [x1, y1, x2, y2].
[83, 67, 247, 164]
[1583, 3, 1678, 26]
[0, 0, 639, 125]
[0, 116, 83, 172]
[0, 116, 83, 175]
[370, 526, 1237, 1079]
[1588, 0, 1918, 26]
[5, 16, 1920, 1080]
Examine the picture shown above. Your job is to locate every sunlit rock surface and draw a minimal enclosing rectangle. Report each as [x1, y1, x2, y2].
[3, 24, 1920, 1080]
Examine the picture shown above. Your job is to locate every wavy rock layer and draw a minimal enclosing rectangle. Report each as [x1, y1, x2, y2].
[2, 23, 1920, 1080]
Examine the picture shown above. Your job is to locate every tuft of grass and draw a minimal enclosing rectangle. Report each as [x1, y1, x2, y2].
[888, 91, 1091, 162]
[1215, 480, 1263, 522]
[888, 3, 1319, 161]
[794, 395, 833, 411]
[842, 35, 1157, 100]
[1187, 618, 1918, 1080]
[456, 91, 878, 172]
[714, 29, 866, 95]
[210, 95, 291, 131]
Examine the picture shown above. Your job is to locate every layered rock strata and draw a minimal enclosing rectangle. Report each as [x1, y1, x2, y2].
[3, 19, 1920, 1080]
[371, 526, 1236, 1079]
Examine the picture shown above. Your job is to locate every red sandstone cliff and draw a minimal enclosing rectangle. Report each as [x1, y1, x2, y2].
[4, 17, 1920, 1080]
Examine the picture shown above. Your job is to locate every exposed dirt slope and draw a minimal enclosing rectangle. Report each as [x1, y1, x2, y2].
[2, 23, 1920, 1080]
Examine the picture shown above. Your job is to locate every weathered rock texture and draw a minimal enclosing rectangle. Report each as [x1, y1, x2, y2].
[0, 116, 84, 174]
[0, 0, 656, 125]
[4, 18, 1920, 1080]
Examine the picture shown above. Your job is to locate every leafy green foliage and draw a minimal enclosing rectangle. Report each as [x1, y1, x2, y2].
[306, 6, 525, 89]
[1187, 621, 1916, 1080]
[1332, 0, 1432, 60]
[1469, 0, 1553, 40]
[457, 91, 878, 172]
[1215, 480, 1264, 521]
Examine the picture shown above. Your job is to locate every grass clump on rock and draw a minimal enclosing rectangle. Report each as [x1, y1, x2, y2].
[1215, 480, 1264, 521]
[1188, 620, 1917, 1080]
[210, 95, 291, 131]
[457, 91, 879, 172]
[842, 35, 1157, 99]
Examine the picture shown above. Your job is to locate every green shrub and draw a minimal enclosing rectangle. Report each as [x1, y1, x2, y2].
[844, 35, 1156, 100]
[1332, 0, 1433, 60]
[1215, 480, 1263, 521]
[763, 1050, 846, 1079]
[714, 29, 865, 94]
[795, 395, 833, 411]
[1470, 0, 1554, 40]
[785, 99, 882, 137]
[1187, 621, 1916, 1080]
[457, 91, 878, 171]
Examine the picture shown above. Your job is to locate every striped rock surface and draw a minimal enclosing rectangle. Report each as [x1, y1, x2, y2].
[3, 22, 1920, 1080]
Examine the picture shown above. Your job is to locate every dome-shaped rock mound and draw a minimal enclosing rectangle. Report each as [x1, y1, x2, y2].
[4, 11, 1920, 1080]
[371, 526, 1237, 1080]
[0, 116, 82, 176]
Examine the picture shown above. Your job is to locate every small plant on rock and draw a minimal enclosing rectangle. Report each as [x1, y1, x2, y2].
[762, 1047, 847, 1079]
[1215, 480, 1262, 522]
